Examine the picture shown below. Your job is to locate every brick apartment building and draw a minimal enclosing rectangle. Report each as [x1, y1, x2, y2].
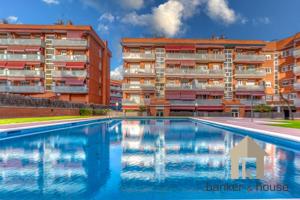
[110, 79, 122, 109]
[121, 33, 300, 116]
[0, 24, 111, 105]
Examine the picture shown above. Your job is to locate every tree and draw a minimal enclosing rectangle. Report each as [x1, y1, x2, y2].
[279, 92, 294, 120]
[254, 104, 272, 113]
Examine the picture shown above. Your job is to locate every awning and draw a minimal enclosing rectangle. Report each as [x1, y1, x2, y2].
[180, 91, 196, 99]
[66, 62, 85, 69]
[181, 60, 195, 66]
[65, 79, 85, 85]
[54, 62, 66, 67]
[235, 46, 263, 50]
[196, 45, 224, 49]
[0, 61, 6, 68]
[165, 93, 181, 99]
[67, 31, 84, 39]
[165, 60, 181, 65]
[196, 91, 211, 95]
[6, 62, 25, 69]
[7, 46, 26, 52]
[236, 91, 265, 96]
[165, 45, 195, 51]
[196, 106, 223, 111]
[26, 47, 41, 52]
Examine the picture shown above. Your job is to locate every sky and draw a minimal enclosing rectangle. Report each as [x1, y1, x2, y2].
[1, 0, 300, 80]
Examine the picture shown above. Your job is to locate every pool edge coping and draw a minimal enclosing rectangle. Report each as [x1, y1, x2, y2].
[191, 117, 300, 143]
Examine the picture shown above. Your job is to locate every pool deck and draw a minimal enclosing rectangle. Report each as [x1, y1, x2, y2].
[196, 117, 300, 140]
[0, 116, 107, 132]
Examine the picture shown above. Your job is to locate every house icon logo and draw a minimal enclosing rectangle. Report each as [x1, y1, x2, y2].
[229, 136, 268, 179]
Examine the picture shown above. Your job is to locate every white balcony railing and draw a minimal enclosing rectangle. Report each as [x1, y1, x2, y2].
[52, 39, 88, 47]
[165, 53, 225, 61]
[110, 93, 122, 98]
[2, 85, 45, 93]
[124, 69, 155, 76]
[0, 38, 43, 46]
[293, 49, 300, 58]
[293, 66, 300, 75]
[234, 54, 265, 62]
[236, 85, 265, 91]
[294, 83, 300, 91]
[165, 84, 224, 91]
[5, 70, 44, 77]
[165, 68, 224, 77]
[123, 52, 155, 60]
[52, 70, 87, 78]
[122, 83, 155, 90]
[0, 54, 44, 62]
[122, 99, 150, 105]
[53, 86, 88, 93]
[170, 99, 222, 106]
[240, 99, 266, 106]
[235, 70, 266, 78]
[111, 86, 121, 90]
[51, 55, 88, 62]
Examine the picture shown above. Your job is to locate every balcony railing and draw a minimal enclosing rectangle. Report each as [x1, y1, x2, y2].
[0, 38, 43, 46]
[51, 55, 88, 62]
[0, 54, 44, 62]
[234, 54, 265, 62]
[124, 69, 155, 76]
[52, 70, 87, 78]
[293, 66, 300, 75]
[165, 68, 224, 77]
[240, 99, 266, 106]
[5, 70, 44, 77]
[294, 49, 300, 58]
[294, 83, 300, 91]
[0, 85, 44, 93]
[235, 70, 266, 78]
[165, 84, 224, 91]
[236, 85, 265, 91]
[53, 86, 88, 93]
[122, 99, 150, 105]
[111, 86, 121, 90]
[165, 53, 225, 61]
[170, 99, 222, 106]
[110, 93, 122, 98]
[123, 52, 155, 61]
[52, 39, 88, 47]
[122, 83, 155, 90]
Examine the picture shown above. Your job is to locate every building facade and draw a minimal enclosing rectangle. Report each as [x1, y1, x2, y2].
[122, 34, 300, 116]
[110, 79, 122, 109]
[0, 24, 111, 105]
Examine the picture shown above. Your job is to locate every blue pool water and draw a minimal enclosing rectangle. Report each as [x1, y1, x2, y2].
[0, 119, 299, 200]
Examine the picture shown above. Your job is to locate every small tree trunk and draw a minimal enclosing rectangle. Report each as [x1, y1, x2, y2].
[280, 93, 294, 120]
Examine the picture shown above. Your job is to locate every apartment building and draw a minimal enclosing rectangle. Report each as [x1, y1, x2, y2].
[121, 34, 300, 117]
[110, 79, 122, 109]
[0, 24, 111, 105]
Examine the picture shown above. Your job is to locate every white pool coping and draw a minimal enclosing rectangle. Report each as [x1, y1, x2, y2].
[191, 117, 300, 143]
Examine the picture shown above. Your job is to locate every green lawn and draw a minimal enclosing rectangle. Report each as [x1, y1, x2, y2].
[0, 116, 92, 125]
[271, 120, 300, 129]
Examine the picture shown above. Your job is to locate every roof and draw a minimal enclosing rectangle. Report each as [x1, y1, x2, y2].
[230, 136, 267, 158]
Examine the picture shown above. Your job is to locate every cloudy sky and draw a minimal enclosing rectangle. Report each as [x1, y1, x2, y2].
[1, 0, 300, 79]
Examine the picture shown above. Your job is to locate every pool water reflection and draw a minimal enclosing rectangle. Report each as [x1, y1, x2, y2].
[0, 119, 299, 199]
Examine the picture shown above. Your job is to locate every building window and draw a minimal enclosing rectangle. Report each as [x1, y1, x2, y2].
[266, 95, 273, 101]
[265, 54, 272, 60]
[265, 81, 272, 88]
[265, 67, 272, 74]
[288, 93, 297, 100]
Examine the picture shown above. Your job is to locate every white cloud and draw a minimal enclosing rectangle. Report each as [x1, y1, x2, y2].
[42, 0, 60, 5]
[6, 16, 18, 23]
[121, 0, 144, 10]
[97, 24, 109, 34]
[110, 65, 123, 80]
[99, 13, 115, 23]
[122, 12, 150, 26]
[206, 0, 237, 24]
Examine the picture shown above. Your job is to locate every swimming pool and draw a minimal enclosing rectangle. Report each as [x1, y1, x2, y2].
[0, 118, 299, 199]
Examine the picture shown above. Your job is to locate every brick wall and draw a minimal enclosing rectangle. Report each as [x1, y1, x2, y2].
[0, 107, 79, 118]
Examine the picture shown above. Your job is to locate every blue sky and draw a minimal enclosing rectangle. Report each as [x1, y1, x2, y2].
[1, 0, 300, 79]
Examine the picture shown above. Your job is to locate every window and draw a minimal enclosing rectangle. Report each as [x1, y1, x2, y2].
[288, 93, 297, 100]
[212, 64, 220, 70]
[265, 67, 272, 74]
[265, 81, 272, 88]
[266, 95, 273, 101]
[237, 80, 243, 85]
[265, 54, 272, 60]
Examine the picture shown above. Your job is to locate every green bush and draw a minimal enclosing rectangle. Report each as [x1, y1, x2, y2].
[93, 109, 109, 116]
[254, 104, 272, 113]
[79, 108, 93, 116]
[139, 105, 147, 112]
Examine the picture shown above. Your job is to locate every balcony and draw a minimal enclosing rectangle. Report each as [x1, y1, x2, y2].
[0, 85, 44, 93]
[294, 49, 300, 58]
[5, 70, 44, 78]
[52, 39, 88, 48]
[53, 86, 88, 93]
[294, 83, 300, 91]
[0, 38, 43, 46]
[110, 93, 122, 98]
[165, 68, 224, 78]
[293, 66, 300, 75]
[0, 85, 9, 92]
[122, 99, 150, 106]
[122, 83, 155, 91]
[124, 69, 155, 77]
[240, 99, 266, 106]
[165, 84, 224, 91]
[52, 70, 87, 78]
[170, 99, 222, 106]
[236, 85, 265, 91]
[235, 70, 266, 78]
[111, 86, 121, 90]
[123, 52, 155, 61]
[165, 53, 225, 62]
[0, 54, 44, 62]
[51, 55, 88, 62]
[234, 54, 265, 62]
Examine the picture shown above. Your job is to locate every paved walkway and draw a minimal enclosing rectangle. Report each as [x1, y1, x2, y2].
[199, 117, 300, 138]
[0, 117, 107, 131]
